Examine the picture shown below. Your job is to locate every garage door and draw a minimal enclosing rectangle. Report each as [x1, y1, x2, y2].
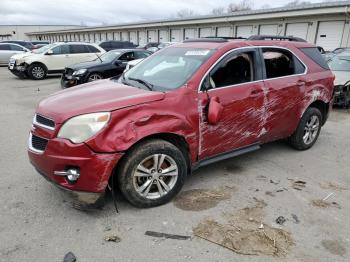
[113, 32, 120, 41]
[217, 26, 231, 37]
[159, 30, 168, 42]
[171, 29, 182, 42]
[95, 33, 101, 42]
[236, 25, 253, 38]
[107, 32, 113, 41]
[148, 30, 157, 42]
[121, 31, 128, 41]
[138, 31, 147, 45]
[200, 27, 212, 38]
[259, 24, 279, 35]
[184, 28, 196, 40]
[129, 31, 137, 44]
[316, 21, 345, 51]
[89, 33, 94, 42]
[285, 23, 309, 40]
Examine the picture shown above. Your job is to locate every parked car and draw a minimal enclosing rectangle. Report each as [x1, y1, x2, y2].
[99, 41, 135, 51]
[328, 52, 350, 107]
[147, 42, 178, 53]
[8, 42, 105, 80]
[0, 43, 29, 65]
[61, 49, 151, 88]
[1, 40, 34, 50]
[28, 39, 334, 209]
[138, 42, 160, 50]
[31, 41, 50, 49]
[124, 58, 144, 71]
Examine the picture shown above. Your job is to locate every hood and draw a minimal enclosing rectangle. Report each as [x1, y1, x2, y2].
[67, 59, 106, 70]
[333, 71, 350, 85]
[11, 52, 37, 60]
[36, 79, 165, 124]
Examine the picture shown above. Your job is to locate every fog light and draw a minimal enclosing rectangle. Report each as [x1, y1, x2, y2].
[66, 169, 80, 182]
[54, 168, 80, 183]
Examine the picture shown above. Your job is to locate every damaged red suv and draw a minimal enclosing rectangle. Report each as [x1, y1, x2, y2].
[28, 38, 334, 208]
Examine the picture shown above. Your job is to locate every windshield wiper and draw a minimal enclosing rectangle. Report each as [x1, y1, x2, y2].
[128, 77, 153, 91]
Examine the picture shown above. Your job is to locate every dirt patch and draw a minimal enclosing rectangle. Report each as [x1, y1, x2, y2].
[311, 200, 341, 209]
[193, 202, 294, 257]
[321, 240, 346, 256]
[319, 181, 347, 191]
[174, 187, 233, 211]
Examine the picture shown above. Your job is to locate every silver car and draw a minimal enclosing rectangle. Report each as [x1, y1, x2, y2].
[0, 43, 29, 65]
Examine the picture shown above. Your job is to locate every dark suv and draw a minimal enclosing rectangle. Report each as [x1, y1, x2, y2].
[28, 38, 334, 209]
[99, 40, 135, 51]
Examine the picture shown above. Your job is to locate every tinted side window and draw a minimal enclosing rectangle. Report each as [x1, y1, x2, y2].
[299, 47, 330, 70]
[209, 52, 255, 88]
[135, 51, 150, 59]
[70, 44, 89, 54]
[111, 42, 123, 48]
[51, 45, 70, 54]
[262, 48, 305, 79]
[100, 42, 111, 48]
[87, 45, 101, 53]
[0, 44, 10, 50]
[119, 52, 135, 61]
[10, 45, 24, 51]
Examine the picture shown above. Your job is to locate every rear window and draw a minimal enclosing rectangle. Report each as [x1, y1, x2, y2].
[0, 44, 10, 50]
[299, 47, 329, 70]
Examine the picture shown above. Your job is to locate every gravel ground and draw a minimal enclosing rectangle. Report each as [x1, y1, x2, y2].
[0, 67, 349, 262]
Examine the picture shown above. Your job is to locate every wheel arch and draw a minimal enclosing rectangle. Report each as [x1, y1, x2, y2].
[307, 100, 330, 125]
[27, 61, 48, 71]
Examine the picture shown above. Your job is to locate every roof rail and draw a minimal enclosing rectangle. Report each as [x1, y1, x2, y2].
[247, 35, 307, 42]
[183, 38, 228, 43]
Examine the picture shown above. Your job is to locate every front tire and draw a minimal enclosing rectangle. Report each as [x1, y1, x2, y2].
[87, 73, 103, 82]
[288, 107, 322, 150]
[117, 139, 187, 208]
[28, 63, 47, 80]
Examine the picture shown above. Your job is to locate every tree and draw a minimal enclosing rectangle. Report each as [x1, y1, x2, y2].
[211, 7, 226, 15]
[227, 0, 253, 12]
[176, 9, 195, 18]
[283, 0, 312, 7]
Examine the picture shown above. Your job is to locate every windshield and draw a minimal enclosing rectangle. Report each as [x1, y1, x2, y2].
[97, 51, 121, 62]
[329, 56, 350, 71]
[32, 43, 56, 54]
[123, 47, 214, 91]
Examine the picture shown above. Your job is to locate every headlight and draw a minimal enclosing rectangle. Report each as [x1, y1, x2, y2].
[58, 112, 110, 143]
[73, 69, 87, 75]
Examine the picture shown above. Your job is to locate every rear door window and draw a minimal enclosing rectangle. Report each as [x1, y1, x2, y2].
[262, 48, 305, 79]
[10, 44, 25, 51]
[70, 44, 90, 54]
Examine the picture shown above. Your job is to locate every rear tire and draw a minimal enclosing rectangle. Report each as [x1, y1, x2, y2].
[28, 63, 47, 80]
[288, 107, 322, 150]
[116, 139, 187, 208]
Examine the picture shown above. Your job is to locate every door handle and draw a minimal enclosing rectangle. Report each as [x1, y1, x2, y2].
[249, 89, 263, 98]
[296, 80, 306, 86]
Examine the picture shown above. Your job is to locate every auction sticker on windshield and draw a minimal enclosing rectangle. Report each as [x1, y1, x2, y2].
[185, 50, 210, 56]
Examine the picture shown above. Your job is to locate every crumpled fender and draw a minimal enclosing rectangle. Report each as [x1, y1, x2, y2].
[85, 88, 199, 162]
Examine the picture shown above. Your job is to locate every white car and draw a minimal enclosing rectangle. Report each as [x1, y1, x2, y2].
[0, 43, 29, 65]
[8, 42, 105, 80]
[124, 58, 144, 71]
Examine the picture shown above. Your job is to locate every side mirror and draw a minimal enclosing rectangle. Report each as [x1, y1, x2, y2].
[208, 96, 223, 125]
[46, 50, 53, 55]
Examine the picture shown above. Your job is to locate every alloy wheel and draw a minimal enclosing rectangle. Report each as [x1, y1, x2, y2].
[303, 115, 320, 145]
[132, 154, 178, 200]
[32, 66, 44, 79]
[88, 74, 102, 82]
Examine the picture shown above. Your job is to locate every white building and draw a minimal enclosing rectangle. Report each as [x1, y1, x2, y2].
[0, 25, 79, 41]
[26, 1, 350, 50]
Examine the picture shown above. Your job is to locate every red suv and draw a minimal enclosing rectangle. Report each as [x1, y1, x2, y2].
[28, 38, 334, 208]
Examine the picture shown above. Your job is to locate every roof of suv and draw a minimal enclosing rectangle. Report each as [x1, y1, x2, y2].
[177, 38, 315, 50]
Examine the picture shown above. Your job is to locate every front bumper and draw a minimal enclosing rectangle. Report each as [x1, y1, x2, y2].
[28, 132, 124, 208]
[8, 60, 28, 78]
[61, 73, 88, 88]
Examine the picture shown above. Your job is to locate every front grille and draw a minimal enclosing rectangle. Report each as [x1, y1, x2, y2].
[64, 68, 74, 76]
[34, 114, 55, 130]
[29, 133, 48, 153]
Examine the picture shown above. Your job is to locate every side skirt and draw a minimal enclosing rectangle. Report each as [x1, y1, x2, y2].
[192, 143, 260, 171]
